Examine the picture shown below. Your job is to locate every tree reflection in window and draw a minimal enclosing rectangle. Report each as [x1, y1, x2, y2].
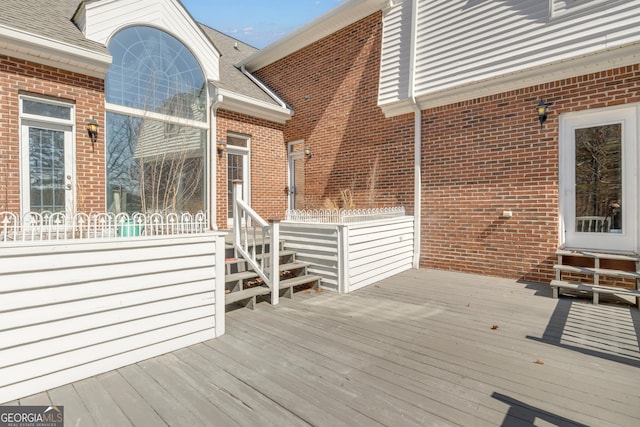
[106, 26, 207, 214]
[575, 124, 622, 232]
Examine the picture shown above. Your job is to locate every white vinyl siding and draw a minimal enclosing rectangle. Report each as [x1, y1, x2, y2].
[414, 0, 639, 96]
[0, 234, 225, 403]
[379, 0, 413, 106]
[379, 0, 640, 112]
[81, 0, 220, 81]
[281, 216, 415, 293]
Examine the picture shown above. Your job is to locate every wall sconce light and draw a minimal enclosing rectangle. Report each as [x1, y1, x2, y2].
[87, 118, 99, 151]
[217, 141, 226, 155]
[536, 100, 548, 128]
[304, 145, 313, 159]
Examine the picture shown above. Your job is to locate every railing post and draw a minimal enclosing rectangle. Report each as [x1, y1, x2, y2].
[269, 218, 280, 306]
[232, 180, 243, 257]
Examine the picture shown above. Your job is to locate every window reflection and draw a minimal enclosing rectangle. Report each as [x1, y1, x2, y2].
[575, 124, 622, 232]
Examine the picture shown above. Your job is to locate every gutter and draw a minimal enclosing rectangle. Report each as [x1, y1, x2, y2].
[408, 0, 422, 269]
[240, 65, 289, 110]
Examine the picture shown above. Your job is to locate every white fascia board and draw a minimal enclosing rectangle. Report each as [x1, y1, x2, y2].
[0, 25, 111, 78]
[239, 0, 389, 72]
[381, 42, 640, 117]
[216, 87, 293, 124]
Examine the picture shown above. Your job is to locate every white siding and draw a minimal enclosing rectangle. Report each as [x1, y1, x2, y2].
[379, 0, 413, 106]
[414, 0, 640, 97]
[346, 217, 414, 292]
[281, 216, 415, 293]
[82, 0, 220, 81]
[281, 224, 342, 292]
[0, 233, 225, 403]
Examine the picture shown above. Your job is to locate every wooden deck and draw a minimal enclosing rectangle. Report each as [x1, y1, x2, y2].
[8, 269, 640, 426]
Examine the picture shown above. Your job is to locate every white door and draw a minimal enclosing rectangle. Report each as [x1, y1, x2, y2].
[559, 106, 638, 252]
[20, 120, 74, 215]
[226, 139, 250, 227]
[288, 151, 305, 210]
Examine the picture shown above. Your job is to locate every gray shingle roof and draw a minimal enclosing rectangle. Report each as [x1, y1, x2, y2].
[0, 0, 109, 55]
[0, 1, 278, 107]
[199, 24, 278, 106]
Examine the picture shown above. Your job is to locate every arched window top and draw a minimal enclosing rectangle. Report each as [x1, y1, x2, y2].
[106, 26, 206, 122]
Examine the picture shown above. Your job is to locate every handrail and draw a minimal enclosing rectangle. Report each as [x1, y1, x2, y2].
[232, 181, 280, 305]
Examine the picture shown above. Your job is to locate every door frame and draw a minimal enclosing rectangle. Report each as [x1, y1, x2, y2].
[19, 95, 76, 217]
[287, 140, 305, 210]
[558, 104, 639, 253]
[226, 134, 250, 227]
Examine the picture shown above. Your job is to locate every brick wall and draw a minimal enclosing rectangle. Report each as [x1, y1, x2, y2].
[215, 109, 286, 229]
[422, 64, 640, 283]
[0, 54, 105, 213]
[255, 12, 415, 212]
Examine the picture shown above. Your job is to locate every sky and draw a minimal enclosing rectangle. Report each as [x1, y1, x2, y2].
[181, 0, 345, 49]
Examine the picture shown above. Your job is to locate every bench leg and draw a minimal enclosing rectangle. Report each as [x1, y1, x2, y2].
[552, 286, 559, 299]
[593, 291, 599, 305]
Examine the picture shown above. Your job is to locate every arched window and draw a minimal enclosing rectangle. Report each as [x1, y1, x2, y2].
[106, 26, 207, 214]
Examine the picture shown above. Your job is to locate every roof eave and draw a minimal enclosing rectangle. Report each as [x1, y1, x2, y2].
[0, 24, 111, 78]
[239, 0, 388, 72]
[216, 87, 293, 124]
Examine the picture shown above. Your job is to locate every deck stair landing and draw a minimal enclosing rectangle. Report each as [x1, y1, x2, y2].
[224, 242, 321, 309]
[551, 250, 640, 308]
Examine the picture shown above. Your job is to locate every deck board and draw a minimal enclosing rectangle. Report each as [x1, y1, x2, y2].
[12, 269, 640, 426]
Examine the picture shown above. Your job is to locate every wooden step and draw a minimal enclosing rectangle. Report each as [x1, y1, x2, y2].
[225, 286, 271, 309]
[550, 279, 640, 307]
[553, 264, 640, 279]
[280, 274, 322, 290]
[225, 270, 259, 284]
[556, 250, 639, 262]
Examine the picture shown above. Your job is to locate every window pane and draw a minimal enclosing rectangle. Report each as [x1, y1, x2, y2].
[106, 112, 206, 214]
[106, 26, 206, 122]
[23, 99, 71, 120]
[227, 153, 244, 218]
[228, 135, 248, 148]
[29, 128, 66, 212]
[575, 124, 622, 232]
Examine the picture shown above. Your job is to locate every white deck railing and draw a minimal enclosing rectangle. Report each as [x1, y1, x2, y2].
[0, 211, 209, 242]
[232, 181, 280, 305]
[284, 207, 405, 223]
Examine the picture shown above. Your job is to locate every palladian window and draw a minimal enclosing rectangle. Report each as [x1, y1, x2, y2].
[106, 26, 207, 214]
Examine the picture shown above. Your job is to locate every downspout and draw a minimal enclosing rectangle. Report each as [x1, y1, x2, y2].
[240, 65, 288, 109]
[210, 87, 224, 230]
[408, 0, 422, 269]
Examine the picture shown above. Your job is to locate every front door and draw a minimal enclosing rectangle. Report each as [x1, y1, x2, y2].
[19, 96, 75, 216]
[226, 134, 250, 226]
[288, 141, 305, 210]
[559, 106, 638, 252]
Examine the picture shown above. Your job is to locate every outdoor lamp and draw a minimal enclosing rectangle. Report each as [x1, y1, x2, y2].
[536, 100, 548, 128]
[304, 145, 313, 158]
[87, 118, 99, 151]
[217, 141, 226, 155]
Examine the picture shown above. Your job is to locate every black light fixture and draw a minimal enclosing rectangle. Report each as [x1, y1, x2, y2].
[304, 145, 313, 159]
[217, 140, 226, 155]
[87, 118, 99, 150]
[536, 100, 548, 128]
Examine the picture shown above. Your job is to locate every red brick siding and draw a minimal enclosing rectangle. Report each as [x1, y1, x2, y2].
[255, 12, 415, 211]
[422, 64, 640, 283]
[215, 110, 286, 229]
[0, 54, 105, 213]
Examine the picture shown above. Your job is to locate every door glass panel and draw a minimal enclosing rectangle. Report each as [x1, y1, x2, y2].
[227, 153, 244, 218]
[575, 124, 622, 233]
[293, 156, 305, 209]
[29, 127, 66, 212]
